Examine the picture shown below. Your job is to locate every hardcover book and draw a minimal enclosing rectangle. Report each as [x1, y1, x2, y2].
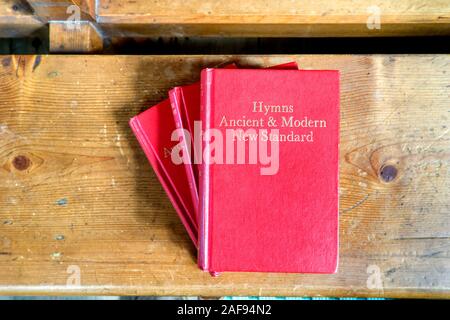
[131, 62, 299, 248]
[169, 62, 299, 223]
[169, 84, 201, 214]
[129, 99, 198, 246]
[199, 68, 340, 273]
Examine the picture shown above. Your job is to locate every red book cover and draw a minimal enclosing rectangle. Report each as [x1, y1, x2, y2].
[129, 99, 198, 246]
[131, 62, 299, 249]
[199, 68, 340, 273]
[169, 62, 299, 224]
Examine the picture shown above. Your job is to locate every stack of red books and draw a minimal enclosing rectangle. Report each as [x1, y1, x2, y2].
[130, 61, 340, 275]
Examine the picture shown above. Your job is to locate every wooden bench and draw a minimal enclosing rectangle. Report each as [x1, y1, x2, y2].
[0, 54, 448, 298]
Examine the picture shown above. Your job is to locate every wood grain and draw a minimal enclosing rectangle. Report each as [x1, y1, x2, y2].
[2, 0, 450, 39]
[0, 0, 44, 37]
[49, 21, 103, 53]
[25, 0, 92, 21]
[0, 55, 449, 298]
[96, 0, 450, 37]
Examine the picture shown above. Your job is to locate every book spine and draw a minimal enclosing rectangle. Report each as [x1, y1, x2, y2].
[198, 68, 214, 271]
[169, 88, 183, 131]
[169, 88, 199, 221]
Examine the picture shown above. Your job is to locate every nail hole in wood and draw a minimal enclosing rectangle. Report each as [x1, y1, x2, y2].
[380, 164, 397, 183]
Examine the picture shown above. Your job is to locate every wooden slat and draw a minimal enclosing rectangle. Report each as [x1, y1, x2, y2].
[0, 1, 95, 39]
[49, 21, 103, 53]
[3, 0, 450, 39]
[1, 1, 450, 45]
[0, 55, 449, 298]
[71, 0, 95, 20]
[96, 0, 450, 37]
[25, 0, 92, 21]
[0, 0, 44, 37]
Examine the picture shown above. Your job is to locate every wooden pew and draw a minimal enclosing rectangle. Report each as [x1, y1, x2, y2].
[0, 55, 448, 298]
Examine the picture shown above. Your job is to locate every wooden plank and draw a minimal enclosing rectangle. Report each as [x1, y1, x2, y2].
[25, 0, 93, 21]
[0, 1, 96, 39]
[0, 0, 44, 37]
[0, 54, 449, 298]
[49, 21, 103, 53]
[1, 1, 450, 40]
[96, 0, 450, 37]
[71, 0, 95, 20]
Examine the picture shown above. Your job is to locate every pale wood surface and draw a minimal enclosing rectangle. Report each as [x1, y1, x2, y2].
[25, 0, 92, 21]
[1, 0, 450, 38]
[0, 1, 44, 37]
[96, 0, 450, 36]
[0, 55, 449, 298]
[97, 0, 450, 24]
[49, 21, 103, 53]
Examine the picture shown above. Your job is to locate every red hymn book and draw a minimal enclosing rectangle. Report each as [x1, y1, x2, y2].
[199, 68, 340, 273]
[129, 61, 339, 274]
[168, 62, 298, 227]
[129, 99, 198, 245]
